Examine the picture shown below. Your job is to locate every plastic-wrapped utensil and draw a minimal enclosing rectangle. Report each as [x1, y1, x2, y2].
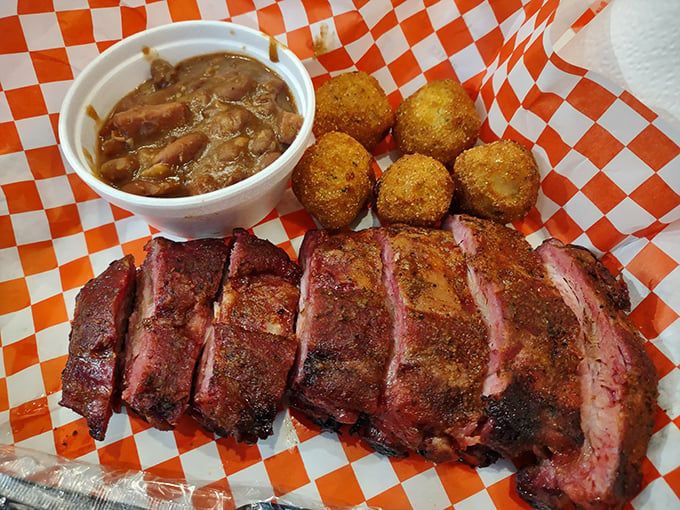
[0, 446, 322, 510]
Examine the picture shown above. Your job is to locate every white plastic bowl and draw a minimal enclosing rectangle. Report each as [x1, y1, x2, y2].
[59, 20, 315, 238]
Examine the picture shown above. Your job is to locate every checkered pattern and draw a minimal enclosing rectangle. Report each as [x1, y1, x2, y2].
[1, 1, 679, 509]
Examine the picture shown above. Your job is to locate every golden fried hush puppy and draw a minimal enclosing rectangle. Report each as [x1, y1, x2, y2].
[451, 139, 540, 224]
[292, 131, 374, 230]
[393, 79, 481, 167]
[313, 71, 394, 151]
[376, 153, 454, 227]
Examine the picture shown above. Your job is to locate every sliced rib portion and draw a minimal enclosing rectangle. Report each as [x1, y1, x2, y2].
[443, 215, 583, 459]
[365, 226, 492, 464]
[288, 229, 392, 429]
[60, 255, 136, 440]
[192, 229, 300, 443]
[121, 237, 228, 430]
[517, 239, 658, 510]
[133, 236, 228, 326]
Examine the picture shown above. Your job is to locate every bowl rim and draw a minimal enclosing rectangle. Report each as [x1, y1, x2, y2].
[58, 19, 315, 210]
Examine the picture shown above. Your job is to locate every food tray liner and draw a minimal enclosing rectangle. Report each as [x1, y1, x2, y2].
[0, 1, 678, 509]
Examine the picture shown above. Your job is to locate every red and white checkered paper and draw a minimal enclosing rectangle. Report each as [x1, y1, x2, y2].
[1, 1, 679, 509]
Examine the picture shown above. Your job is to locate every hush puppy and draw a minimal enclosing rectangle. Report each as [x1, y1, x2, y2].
[376, 153, 454, 227]
[313, 71, 394, 151]
[393, 79, 481, 166]
[451, 139, 540, 224]
[292, 131, 374, 230]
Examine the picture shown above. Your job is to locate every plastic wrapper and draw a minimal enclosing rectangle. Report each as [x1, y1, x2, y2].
[0, 445, 354, 510]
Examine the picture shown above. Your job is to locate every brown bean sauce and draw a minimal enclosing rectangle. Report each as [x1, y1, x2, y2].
[95, 52, 303, 197]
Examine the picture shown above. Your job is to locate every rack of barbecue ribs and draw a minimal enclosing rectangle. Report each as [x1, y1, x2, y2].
[62, 217, 657, 510]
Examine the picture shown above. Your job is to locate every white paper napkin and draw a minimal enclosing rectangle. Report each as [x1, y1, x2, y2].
[553, 0, 680, 133]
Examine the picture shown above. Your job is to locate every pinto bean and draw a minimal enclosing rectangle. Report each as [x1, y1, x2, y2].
[250, 96, 278, 117]
[209, 107, 253, 137]
[114, 84, 180, 111]
[187, 170, 246, 195]
[139, 162, 174, 179]
[120, 179, 184, 197]
[150, 58, 177, 90]
[216, 136, 249, 162]
[152, 132, 208, 166]
[99, 156, 139, 183]
[112, 102, 190, 141]
[249, 128, 277, 155]
[256, 151, 281, 171]
[276, 111, 303, 145]
[100, 132, 128, 158]
[259, 77, 286, 97]
[213, 72, 255, 101]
